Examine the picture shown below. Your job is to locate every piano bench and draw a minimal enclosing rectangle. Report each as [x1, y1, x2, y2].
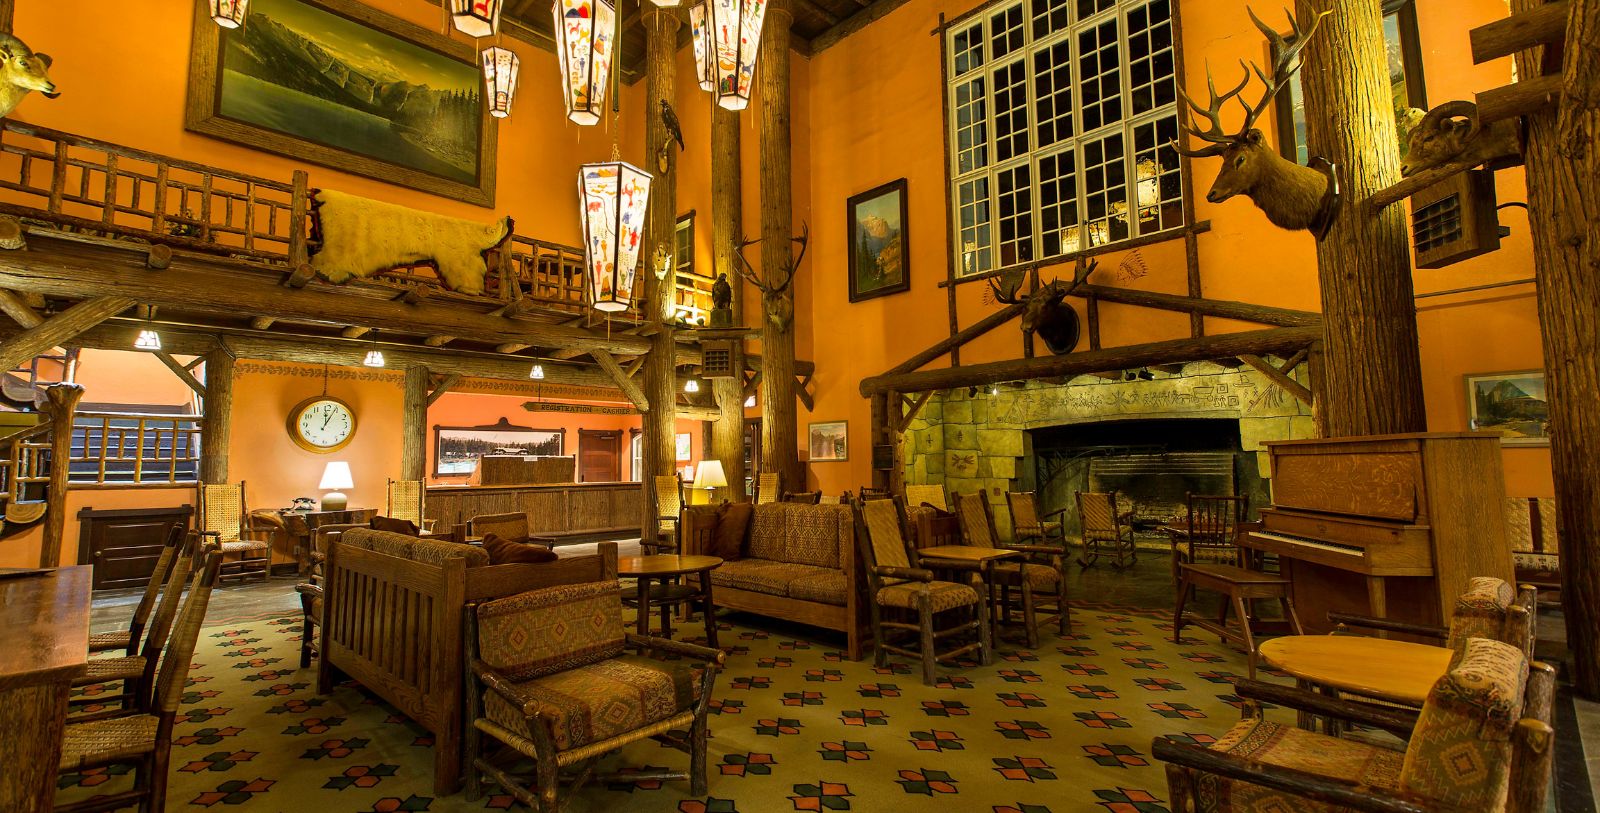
[1173, 562, 1303, 679]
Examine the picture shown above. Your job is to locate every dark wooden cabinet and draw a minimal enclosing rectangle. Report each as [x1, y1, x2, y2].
[76, 505, 193, 590]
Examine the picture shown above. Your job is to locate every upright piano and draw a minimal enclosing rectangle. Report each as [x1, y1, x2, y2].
[1244, 433, 1514, 634]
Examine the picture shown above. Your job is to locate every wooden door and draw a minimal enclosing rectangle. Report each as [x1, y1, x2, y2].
[579, 430, 621, 483]
[75, 506, 192, 590]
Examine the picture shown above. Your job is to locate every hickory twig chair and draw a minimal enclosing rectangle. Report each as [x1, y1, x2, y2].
[1076, 490, 1137, 568]
[55, 545, 221, 813]
[1006, 491, 1066, 547]
[953, 491, 1072, 648]
[197, 481, 271, 582]
[87, 524, 185, 656]
[463, 580, 725, 812]
[756, 472, 780, 505]
[858, 498, 990, 686]
[905, 484, 948, 513]
[386, 478, 433, 532]
[652, 475, 684, 554]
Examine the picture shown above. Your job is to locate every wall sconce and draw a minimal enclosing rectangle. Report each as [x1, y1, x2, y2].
[744, 394, 756, 408]
[684, 376, 701, 394]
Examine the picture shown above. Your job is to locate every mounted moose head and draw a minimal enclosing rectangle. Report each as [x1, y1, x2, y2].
[986, 261, 1096, 356]
[1175, 8, 1339, 238]
[1400, 100, 1522, 177]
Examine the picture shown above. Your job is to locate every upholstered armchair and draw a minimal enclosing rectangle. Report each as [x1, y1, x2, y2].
[1155, 637, 1557, 813]
[463, 579, 724, 812]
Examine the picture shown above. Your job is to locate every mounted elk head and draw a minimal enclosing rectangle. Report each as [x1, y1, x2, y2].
[1175, 7, 1339, 238]
[987, 261, 1096, 356]
[733, 223, 808, 333]
[1400, 100, 1522, 177]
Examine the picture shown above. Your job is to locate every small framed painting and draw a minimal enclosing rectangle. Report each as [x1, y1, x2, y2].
[808, 421, 849, 462]
[1465, 370, 1549, 446]
[675, 432, 693, 461]
[846, 179, 910, 303]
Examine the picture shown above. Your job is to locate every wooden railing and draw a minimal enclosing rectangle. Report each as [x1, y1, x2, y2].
[0, 421, 51, 505]
[69, 411, 202, 486]
[503, 234, 592, 314]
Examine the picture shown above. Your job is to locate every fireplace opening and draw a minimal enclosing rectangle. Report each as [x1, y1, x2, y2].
[1023, 418, 1268, 541]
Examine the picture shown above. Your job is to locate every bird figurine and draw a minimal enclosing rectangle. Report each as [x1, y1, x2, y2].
[657, 99, 685, 172]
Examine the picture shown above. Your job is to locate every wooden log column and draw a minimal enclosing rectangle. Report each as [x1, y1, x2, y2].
[640, 5, 680, 541]
[712, 104, 748, 502]
[759, 0, 802, 492]
[1298, 0, 1427, 436]
[401, 365, 428, 482]
[198, 348, 234, 485]
[39, 383, 83, 568]
[1514, 0, 1600, 698]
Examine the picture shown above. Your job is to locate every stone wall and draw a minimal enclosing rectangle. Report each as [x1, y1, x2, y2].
[901, 362, 1316, 540]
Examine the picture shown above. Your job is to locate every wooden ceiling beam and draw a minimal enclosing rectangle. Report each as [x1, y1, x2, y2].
[0, 286, 43, 328]
[0, 296, 134, 374]
[153, 350, 206, 397]
[593, 349, 650, 413]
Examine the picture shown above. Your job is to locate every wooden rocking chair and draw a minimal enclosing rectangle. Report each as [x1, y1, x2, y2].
[1076, 490, 1137, 569]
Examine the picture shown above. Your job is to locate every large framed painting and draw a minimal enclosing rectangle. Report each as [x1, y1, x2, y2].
[847, 179, 910, 303]
[433, 420, 565, 476]
[1465, 370, 1550, 446]
[186, 0, 498, 206]
[808, 421, 849, 462]
[1274, 0, 1425, 164]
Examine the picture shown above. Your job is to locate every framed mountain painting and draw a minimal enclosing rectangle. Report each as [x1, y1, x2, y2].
[847, 178, 910, 303]
[1465, 370, 1549, 446]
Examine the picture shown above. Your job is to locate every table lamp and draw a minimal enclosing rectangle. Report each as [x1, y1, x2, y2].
[691, 459, 727, 505]
[319, 461, 354, 511]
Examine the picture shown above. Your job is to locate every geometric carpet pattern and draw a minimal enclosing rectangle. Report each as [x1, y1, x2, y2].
[58, 600, 1301, 813]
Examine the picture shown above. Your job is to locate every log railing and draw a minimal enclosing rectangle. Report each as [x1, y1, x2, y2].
[69, 411, 202, 486]
[0, 421, 50, 505]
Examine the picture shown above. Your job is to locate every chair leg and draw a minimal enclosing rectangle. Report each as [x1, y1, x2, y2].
[975, 586, 993, 666]
[1021, 581, 1038, 650]
[1231, 593, 1257, 679]
[147, 744, 169, 813]
[919, 601, 937, 686]
[464, 725, 484, 802]
[1057, 576, 1071, 634]
[1282, 593, 1304, 635]
[870, 604, 887, 669]
[535, 753, 560, 813]
[690, 709, 709, 796]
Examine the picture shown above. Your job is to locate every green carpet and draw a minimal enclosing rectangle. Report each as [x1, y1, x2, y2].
[59, 599, 1296, 812]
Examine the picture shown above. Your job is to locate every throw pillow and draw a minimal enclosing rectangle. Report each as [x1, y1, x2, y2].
[711, 501, 754, 561]
[370, 515, 420, 536]
[483, 533, 559, 565]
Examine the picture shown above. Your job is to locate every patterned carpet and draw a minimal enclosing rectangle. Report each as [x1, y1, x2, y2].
[59, 599, 1299, 813]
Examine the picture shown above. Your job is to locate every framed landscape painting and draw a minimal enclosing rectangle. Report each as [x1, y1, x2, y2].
[186, 0, 497, 206]
[808, 421, 849, 462]
[1466, 370, 1550, 446]
[847, 179, 910, 303]
[433, 421, 564, 476]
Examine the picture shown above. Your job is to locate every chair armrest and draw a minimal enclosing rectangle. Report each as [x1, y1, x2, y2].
[1041, 507, 1069, 521]
[294, 582, 322, 599]
[470, 660, 536, 709]
[1232, 680, 1420, 738]
[626, 634, 727, 667]
[1325, 612, 1448, 640]
[874, 565, 934, 582]
[1152, 738, 1427, 813]
[1002, 543, 1067, 555]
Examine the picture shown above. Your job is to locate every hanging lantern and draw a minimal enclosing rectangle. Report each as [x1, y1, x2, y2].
[579, 161, 652, 313]
[363, 350, 385, 368]
[698, 0, 768, 111]
[451, 0, 504, 38]
[480, 46, 520, 118]
[134, 329, 162, 351]
[211, 0, 249, 28]
[552, 0, 617, 126]
[530, 364, 545, 380]
[689, 4, 715, 92]
[650, 0, 681, 7]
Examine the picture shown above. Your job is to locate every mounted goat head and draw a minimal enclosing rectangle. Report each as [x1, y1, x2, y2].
[0, 34, 56, 120]
[1175, 7, 1338, 237]
[733, 223, 809, 333]
[987, 261, 1096, 356]
[1400, 101, 1522, 177]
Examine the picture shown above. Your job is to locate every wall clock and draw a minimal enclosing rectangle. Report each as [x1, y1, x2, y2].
[287, 395, 357, 454]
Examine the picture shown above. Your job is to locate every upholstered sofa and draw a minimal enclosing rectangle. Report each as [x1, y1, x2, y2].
[318, 528, 616, 795]
[682, 502, 865, 659]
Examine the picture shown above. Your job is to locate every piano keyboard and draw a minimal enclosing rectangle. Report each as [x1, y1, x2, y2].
[1248, 531, 1365, 557]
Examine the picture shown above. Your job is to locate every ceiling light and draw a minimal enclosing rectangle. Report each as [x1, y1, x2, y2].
[210, 0, 249, 28]
[480, 46, 520, 119]
[134, 329, 161, 351]
[451, 0, 504, 38]
[684, 377, 701, 394]
[363, 350, 385, 368]
[530, 364, 545, 380]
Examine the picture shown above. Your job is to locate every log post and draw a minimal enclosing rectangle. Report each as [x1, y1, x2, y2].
[711, 104, 748, 502]
[1513, 0, 1600, 698]
[198, 348, 234, 484]
[639, 5, 680, 542]
[401, 365, 428, 482]
[39, 382, 83, 568]
[1298, 0, 1427, 436]
[759, 0, 803, 492]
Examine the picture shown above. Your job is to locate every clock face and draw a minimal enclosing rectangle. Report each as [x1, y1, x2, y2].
[291, 397, 356, 453]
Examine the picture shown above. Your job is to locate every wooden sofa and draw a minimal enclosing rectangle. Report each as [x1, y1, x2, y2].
[682, 502, 866, 659]
[318, 528, 617, 795]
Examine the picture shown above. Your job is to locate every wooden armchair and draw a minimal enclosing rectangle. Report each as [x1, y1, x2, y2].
[87, 524, 185, 655]
[295, 522, 366, 669]
[953, 491, 1071, 647]
[783, 490, 822, 504]
[756, 472, 780, 505]
[1076, 490, 1136, 568]
[1155, 637, 1557, 813]
[651, 474, 684, 554]
[386, 477, 434, 532]
[197, 481, 271, 582]
[905, 484, 948, 512]
[463, 578, 725, 811]
[1006, 491, 1065, 546]
[857, 498, 989, 685]
[469, 511, 555, 548]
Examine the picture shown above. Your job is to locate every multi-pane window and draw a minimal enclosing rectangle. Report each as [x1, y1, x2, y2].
[946, 0, 1181, 277]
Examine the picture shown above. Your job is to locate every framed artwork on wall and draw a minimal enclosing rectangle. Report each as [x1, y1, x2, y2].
[185, 0, 498, 206]
[433, 420, 564, 476]
[1465, 370, 1549, 446]
[808, 421, 849, 462]
[846, 178, 910, 303]
[676, 433, 692, 461]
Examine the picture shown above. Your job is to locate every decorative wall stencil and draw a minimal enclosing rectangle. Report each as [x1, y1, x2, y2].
[1465, 370, 1549, 446]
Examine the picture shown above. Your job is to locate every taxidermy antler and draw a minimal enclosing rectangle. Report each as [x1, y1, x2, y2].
[1399, 100, 1521, 177]
[985, 260, 1097, 356]
[1174, 6, 1340, 238]
[733, 223, 809, 332]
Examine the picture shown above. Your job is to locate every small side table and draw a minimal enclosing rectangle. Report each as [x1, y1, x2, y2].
[914, 545, 1022, 663]
[617, 554, 723, 649]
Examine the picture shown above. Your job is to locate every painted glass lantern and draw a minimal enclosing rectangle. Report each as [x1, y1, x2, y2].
[689, 4, 715, 92]
[579, 162, 652, 313]
[210, 0, 249, 28]
[552, 0, 617, 126]
[451, 0, 504, 38]
[700, 0, 768, 110]
[480, 46, 520, 118]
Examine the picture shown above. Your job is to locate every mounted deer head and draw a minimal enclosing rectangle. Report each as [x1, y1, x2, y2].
[987, 261, 1096, 356]
[1175, 7, 1339, 237]
[733, 223, 809, 332]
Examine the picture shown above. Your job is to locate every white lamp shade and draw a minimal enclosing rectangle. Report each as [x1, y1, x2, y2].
[318, 461, 354, 490]
[579, 161, 651, 312]
[692, 459, 727, 490]
[553, 0, 617, 126]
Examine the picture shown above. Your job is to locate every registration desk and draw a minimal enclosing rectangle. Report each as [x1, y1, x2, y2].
[0, 565, 91, 812]
[426, 481, 642, 541]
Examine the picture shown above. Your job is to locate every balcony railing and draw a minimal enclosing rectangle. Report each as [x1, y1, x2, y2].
[70, 411, 202, 486]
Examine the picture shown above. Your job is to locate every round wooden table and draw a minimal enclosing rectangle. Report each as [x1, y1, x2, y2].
[1258, 635, 1454, 706]
[617, 554, 724, 648]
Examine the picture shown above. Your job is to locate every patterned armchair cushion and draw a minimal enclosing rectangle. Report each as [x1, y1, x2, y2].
[339, 528, 491, 568]
[1180, 718, 1404, 813]
[993, 562, 1060, 590]
[876, 581, 981, 613]
[1399, 637, 1526, 810]
[786, 570, 851, 606]
[482, 654, 696, 751]
[476, 581, 626, 682]
[1445, 577, 1514, 651]
[710, 559, 831, 598]
[746, 503, 789, 562]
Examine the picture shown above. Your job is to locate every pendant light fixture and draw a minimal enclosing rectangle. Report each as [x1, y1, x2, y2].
[692, 0, 768, 111]
[363, 349, 385, 368]
[134, 329, 162, 351]
[579, 161, 652, 313]
[684, 376, 701, 394]
[450, 0, 504, 38]
[689, 4, 715, 92]
[530, 364, 545, 380]
[481, 46, 520, 118]
[553, 0, 617, 126]
[211, 0, 249, 28]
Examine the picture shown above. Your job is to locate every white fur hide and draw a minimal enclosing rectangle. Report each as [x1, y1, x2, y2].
[311, 190, 510, 295]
